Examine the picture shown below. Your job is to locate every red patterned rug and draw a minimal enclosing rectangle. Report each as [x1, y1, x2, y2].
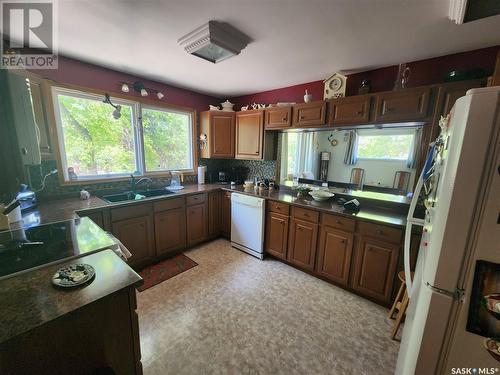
[137, 254, 198, 291]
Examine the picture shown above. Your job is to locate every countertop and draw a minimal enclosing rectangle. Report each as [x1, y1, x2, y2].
[23, 183, 408, 228]
[0, 249, 142, 344]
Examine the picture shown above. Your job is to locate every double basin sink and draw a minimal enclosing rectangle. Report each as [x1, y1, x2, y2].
[101, 188, 174, 203]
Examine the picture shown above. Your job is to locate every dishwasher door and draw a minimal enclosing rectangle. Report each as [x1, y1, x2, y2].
[231, 193, 265, 259]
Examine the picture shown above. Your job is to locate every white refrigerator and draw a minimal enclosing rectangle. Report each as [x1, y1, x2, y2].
[396, 86, 500, 374]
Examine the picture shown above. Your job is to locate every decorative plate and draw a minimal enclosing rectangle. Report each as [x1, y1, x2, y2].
[52, 264, 95, 288]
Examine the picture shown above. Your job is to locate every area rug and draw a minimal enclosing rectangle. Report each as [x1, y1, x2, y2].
[137, 254, 198, 291]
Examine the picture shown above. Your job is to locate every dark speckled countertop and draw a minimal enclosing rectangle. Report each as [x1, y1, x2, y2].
[0, 249, 142, 344]
[20, 183, 408, 228]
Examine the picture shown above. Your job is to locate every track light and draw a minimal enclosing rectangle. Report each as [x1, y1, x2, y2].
[121, 83, 129, 92]
[140, 88, 148, 97]
[157, 92, 164, 99]
[103, 94, 122, 119]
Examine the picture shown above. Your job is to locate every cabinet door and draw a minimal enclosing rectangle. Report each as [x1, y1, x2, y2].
[328, 95, 371, 125]
[235, 110, 264, 159]
[211, 113, 235, 158]
[221, 191, 231, 239]
[292, 101, 326, 128]
[186, 203, 208, 246]
[352, 236, 399, 303]
[155, 207, 186, 256]
[265, 212, 289, 259]
[287, 218, 318, 270]
[112, 216, 155, 266]
[208, 191, 222, 237]
[316, 226, 353, 286]
[265, 107, 292, 129]
[374, 88, 430, 122]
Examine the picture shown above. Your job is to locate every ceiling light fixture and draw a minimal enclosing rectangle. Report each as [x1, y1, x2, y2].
[103, 94, 122, 119]
[119, 81, 165, 100]
[178, 20, 250, 63]
[157, 92, 164, 99]
[448, 0, 467, 24]
[121, 83, 129, 93]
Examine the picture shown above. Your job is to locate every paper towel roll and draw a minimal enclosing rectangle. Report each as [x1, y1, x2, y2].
[198, 166, 207, 184]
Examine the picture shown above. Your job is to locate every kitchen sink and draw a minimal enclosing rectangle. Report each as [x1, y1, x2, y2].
[102, 189, 174, 203]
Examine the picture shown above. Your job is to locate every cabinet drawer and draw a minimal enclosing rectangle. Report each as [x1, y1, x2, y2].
[268, 201, 290, 215]
[292, 101, 326, 127]
[328, 95, 371, 125]
[265, 106, 292, 129]
[153, 197, 185, 212]
[291, 207, 319, 223]
[357, 221, 402, 243]
[111, 203, 152, 222]
[186, 193, 207, 206]
[374, 88, 430, 122]
[321, 213, 355, 232]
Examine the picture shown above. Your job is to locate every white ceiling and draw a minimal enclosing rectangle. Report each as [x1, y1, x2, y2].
[57, 0, 500, 98]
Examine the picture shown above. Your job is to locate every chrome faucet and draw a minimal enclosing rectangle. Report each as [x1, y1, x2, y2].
[130, 175, 153, 194]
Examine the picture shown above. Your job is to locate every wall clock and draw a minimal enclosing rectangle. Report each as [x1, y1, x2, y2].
[323, 72, 347, 99]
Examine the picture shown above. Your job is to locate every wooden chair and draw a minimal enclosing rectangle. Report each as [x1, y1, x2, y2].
[349, 168, 365, 189]
[389, 271, 413, 340]
[393, 171, 411, 192]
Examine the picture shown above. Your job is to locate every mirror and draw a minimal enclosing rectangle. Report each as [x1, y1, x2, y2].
[279, 127, 422, 196]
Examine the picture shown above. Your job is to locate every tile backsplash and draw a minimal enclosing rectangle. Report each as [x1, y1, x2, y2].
[28, 158, 277, 199]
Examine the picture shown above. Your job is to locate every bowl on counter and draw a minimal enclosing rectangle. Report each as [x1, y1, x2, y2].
[308, 190, 335, 201]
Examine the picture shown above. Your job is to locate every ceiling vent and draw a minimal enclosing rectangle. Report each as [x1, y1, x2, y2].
[178, 21, 250, 63]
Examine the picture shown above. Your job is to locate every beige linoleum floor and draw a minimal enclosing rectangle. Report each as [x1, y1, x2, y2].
[137, 239, 400, 375]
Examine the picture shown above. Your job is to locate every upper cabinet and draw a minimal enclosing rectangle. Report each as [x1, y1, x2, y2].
[292, 100, 327, 128]
[373, 87, 431, 122]
[200, 111, 235, 159]
[236, 109, 276, 160]
[264, 106, 292, 130]
[328, 95, 371, 126]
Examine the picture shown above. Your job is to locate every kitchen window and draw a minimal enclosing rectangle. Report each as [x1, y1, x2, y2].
[356, 133, 414, 161]
[51, 87, 195, 182]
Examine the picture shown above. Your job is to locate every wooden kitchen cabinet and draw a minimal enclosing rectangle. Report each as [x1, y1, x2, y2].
[316, 225, 353, 286]
[328, 95, 371, 126]
[221, 191, 232, 239]
[287, 218, 318, 271]
[200, 111, 235, 158]
[208, 190, 222, 238]
[352, 235, 400, 304]
[265, 106, 292, 129]
[265, 212, 289, 260]
[374, 87, 431, 122]
[155, 207, 186, 257]
[186, 194, 208, 246]
[112, 215, 155, 267]
[292, 100, 327, 128]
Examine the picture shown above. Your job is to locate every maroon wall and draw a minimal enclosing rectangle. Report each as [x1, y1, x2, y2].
[31, 56, 220, 112]
[230, 45, 500, 109]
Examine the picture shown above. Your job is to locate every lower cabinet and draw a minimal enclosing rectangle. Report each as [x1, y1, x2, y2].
[316, 225, 353, 286]
[112, 215, 155, 267]
[208, 191, 222, 238]
[221, 191, 231, 239]
[265, 211, 289, 260]
[287, 218, 318, 271]
[351, 236, 400, 304]
[154, 207, 186, 257]
[186, 200, 208, 246]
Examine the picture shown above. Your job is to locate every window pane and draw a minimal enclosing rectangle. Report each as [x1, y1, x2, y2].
[357, 134, 413, 160]
[142, 108, 192, 171]
[56, 93, 137, 179]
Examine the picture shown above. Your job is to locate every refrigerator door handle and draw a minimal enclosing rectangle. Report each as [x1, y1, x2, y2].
[405, 172, 425, 298]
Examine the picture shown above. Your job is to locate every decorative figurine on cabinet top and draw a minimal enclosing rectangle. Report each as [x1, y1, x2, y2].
[324, 72, 347, 99]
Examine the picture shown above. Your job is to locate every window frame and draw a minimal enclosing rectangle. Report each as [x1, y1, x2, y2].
[47, 82, 197, 185]
[140, 104, 194, 175]
[355, 132, 415, 162]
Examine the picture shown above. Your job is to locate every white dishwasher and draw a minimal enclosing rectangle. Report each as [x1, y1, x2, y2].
[231, 193, 265, 259]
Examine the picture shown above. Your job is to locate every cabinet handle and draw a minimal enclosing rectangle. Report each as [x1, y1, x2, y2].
[357, 110, 364, 115]
[279, 221, 284, 225]
[340, 239, 345, 243]
[385, 107, 394, 112]
[298, 227, 303, 231]
[281, 117, 287, 121]
[300, 116, 305, 120]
